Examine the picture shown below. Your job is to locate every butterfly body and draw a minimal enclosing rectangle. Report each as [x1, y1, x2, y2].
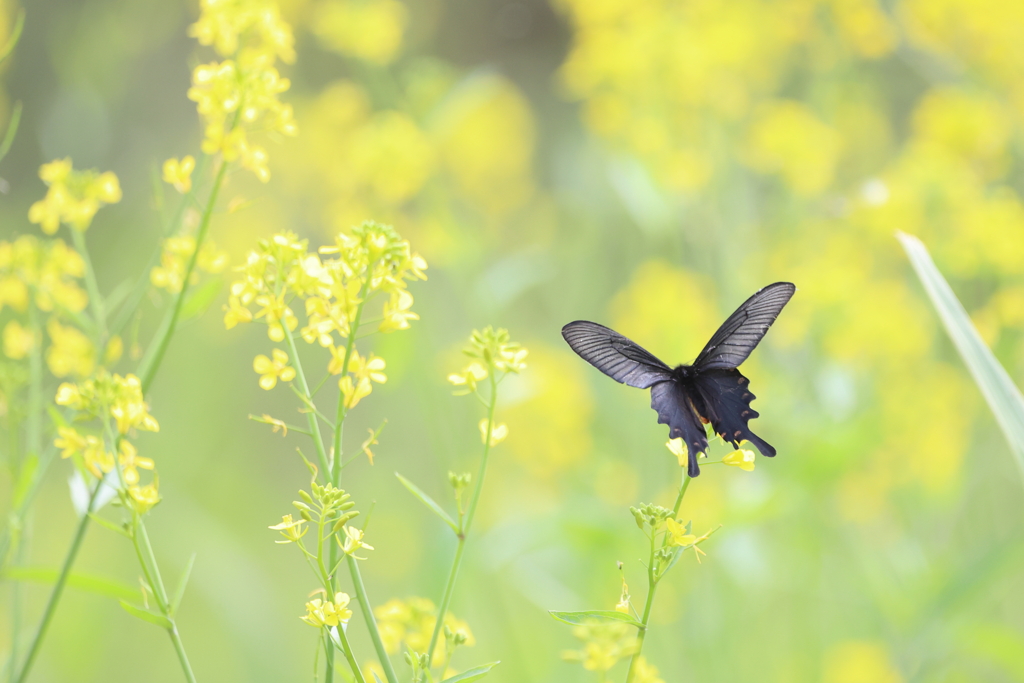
[562, 282, 795, 477]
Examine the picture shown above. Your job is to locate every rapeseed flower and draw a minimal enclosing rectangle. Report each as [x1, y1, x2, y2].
[253, 349, 295, 390]
[28, 159, 121, 233]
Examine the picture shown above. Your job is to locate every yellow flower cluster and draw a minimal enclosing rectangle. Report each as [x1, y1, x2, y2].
[55, 372, 159, 435]
[0, 235, 87, 315]
[161, 156, 196, 193]
[553, 0, 896, 193]
[53, 372, 159, 511]
[187, 0, 297, 181]
[374, 597, 474, 665]
[226, 222, 426, 400]
[55, 427, 155, 485]
[28, 159, 122, 233]
[150, 235, 229, 293]
[447, 326, 528, 396]
[45, 318, 95, 378]
[301, 591, 352, 628]
[278, 72, 538, 248]
[560, 621, 636, 673]
[310, 0, 407, 65]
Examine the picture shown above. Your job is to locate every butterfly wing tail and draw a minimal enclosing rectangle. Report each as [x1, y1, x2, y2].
[694, 369, 778, 459]
[741, 432, 776, 458]
[650, 380, 708, 477]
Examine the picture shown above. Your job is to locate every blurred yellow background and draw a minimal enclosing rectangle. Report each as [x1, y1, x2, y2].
[2, 0, 1024, 681]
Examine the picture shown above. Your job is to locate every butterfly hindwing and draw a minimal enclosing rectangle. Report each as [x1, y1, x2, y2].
[692, 368, 776, 457]
[650, 380, 708, 477]
[562, 321, 673, 389]
[693, 282, 796, 371]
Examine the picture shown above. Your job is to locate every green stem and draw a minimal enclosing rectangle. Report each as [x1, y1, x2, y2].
[625, 530, 659, 683]
[282, 324, 332, 479]
[138, 158, 229, 393]
[626, 471, 691, 681]
[331, 286, 371, 487]
[331, 626, 366, 683]
[426, 374, 498, 667]
[324, 284, 370, 683]
[136, 520, 197, 683]
[668, 473, 691, 531]
[347, 556, 399, 683]
[70, 228, 107, 345]
[109, 154, 210, 340]
[12, 481, 103, 683]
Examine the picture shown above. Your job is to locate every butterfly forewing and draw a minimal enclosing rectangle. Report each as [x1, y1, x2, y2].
[693, 282, 796, 371]
[561, 321, 672, 389]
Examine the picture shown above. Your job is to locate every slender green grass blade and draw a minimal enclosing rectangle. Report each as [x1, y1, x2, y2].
[439, 662, 500, 683]
[549, 610, 644, 628]
[395, 473, 459, 534]
[3, 566, 140, 601]
[898, 232, 1024, 482]
[119, 600, 173, 630]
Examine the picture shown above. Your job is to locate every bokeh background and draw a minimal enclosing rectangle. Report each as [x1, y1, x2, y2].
[2, 0, 1024, 681]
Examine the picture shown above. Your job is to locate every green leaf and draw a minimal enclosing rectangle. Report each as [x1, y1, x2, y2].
[898, 232, 1024, 483]
[88, 513, 131, 538]
[12, 453, 38, 508]
[119, 600, 173, 630]
[2, 566, 139, 602]
[180, 277, 223, 321]
[396, 473, 459, 534]
[549, 610, 644, 628]
[372, 674, 384, 683]
[439, 662, 500, 683]
[170, 552, 197, 615]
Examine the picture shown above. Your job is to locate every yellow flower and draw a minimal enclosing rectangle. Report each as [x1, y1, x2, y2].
[664, 518, 697, 547]
[223, 296, 254, 329]
[722, 448, 756, 471]
[3, 320, 35, 359]
[301, 592, 353, 628]
[162, 156, 196, 193]
[339, 525, 374, 559]
[28, 159, 122, 233]
[253, 349, 296, 390]
[373, 598, 474, 665]
[340, 350, 386, 408]
[45, 318, 95, 378]
[311, 0, 408, 65]
[379, 288, 419, 333]
[151, 236, 229, 293]
[54, 382, 82, 408]
[632, 656, 666, 683]
[128, 480, 161, 514]
[447, 361, 488, 395]
[82, 436, 115, 478]
[269, 514, 308, 543]
[54, 426, 88, 460]
[108, 374, 160, 434]
[118, 440, 155, 487]
[478, 419, 508, 447]
[665, 519, 714, 562]
[666, 438, 687, 468]
[561, 621, 633, 673]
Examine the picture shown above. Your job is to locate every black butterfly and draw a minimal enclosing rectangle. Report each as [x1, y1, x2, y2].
[562, 282, 795, 478]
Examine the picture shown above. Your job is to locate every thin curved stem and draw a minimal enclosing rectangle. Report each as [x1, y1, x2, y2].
[12, 481, 102, 683]
[138, 157, 229, 393]
[426, 373, 498, 667]
[347, 556, 398, 683]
